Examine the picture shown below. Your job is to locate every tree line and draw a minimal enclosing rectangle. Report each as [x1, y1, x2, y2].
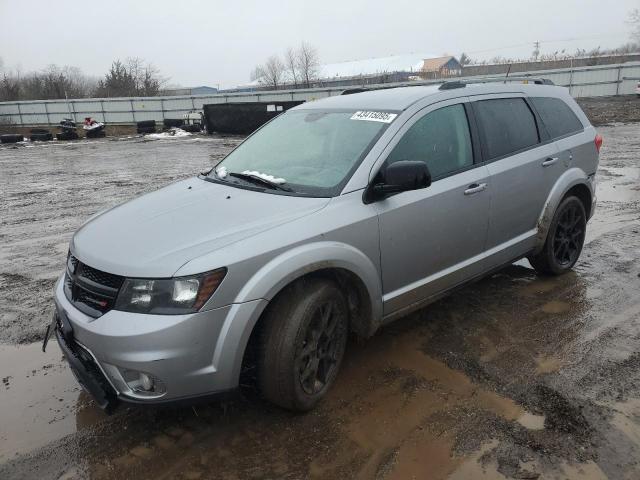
[251, 42, 321, 89]
[0, 57, 166, 102]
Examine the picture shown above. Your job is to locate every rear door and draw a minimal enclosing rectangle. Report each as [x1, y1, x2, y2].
[374, 98, 491, 316]
[471, 95, 560, 255]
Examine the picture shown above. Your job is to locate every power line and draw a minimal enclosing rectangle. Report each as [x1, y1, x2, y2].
[465, 32, 630, 55]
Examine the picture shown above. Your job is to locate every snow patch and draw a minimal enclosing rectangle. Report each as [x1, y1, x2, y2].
[145, 128, 192, 139]
[241, 170, 286, 184]
[215, 166, 228, 178]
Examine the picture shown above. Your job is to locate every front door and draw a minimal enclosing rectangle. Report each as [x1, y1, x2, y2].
[374, 100, 491, 316]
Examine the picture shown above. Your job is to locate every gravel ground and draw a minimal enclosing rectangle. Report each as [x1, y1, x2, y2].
[0, 104, 639, 479]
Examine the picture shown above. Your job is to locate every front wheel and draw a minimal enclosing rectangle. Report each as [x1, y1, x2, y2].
[257, 278, 348, 411]
[528, 195, 586, 275]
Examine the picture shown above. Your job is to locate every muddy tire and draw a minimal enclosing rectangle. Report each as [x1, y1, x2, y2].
[528, 195, 586, 275]
[257, 278, 348, 411]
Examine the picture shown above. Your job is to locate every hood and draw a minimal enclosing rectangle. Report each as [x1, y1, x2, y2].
[71, 177, 330, 277]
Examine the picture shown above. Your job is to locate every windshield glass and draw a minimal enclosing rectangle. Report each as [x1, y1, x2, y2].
[209, 110, 392, 196]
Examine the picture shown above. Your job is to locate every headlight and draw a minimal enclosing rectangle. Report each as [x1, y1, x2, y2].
[114, 268, 226, 314]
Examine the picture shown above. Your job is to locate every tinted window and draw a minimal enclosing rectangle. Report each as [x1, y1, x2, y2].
[386, 104, 473, 179]
[474, 98, 539, 160]
[530, 96, 583, 139]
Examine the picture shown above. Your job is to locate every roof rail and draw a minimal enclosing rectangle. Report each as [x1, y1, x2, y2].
[438, 81, 466, 90]
[439, 76, 554, 90]
[474, 76, 554, 85]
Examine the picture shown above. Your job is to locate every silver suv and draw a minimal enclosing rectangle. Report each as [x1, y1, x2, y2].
[45, 81, 601, 412]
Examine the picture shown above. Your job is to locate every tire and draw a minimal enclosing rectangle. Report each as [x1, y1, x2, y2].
[86, 129, 106, 138]
[163, 118, 183, 128]
[30, 128, 49, 134]
[30, 132, 53, 142]
[0, 134, 24, 144]
[258, 278, 349, 411]
[56, 130, 79, 141]
[181, 124, 201, 133]
[136, 120, 156, 128]
[137, 126, 156, 134]
[528, 196, 586, 275]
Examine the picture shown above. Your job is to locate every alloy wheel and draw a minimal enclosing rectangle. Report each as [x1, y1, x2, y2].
[552, 203, 585, 266]
[295, 300, 345, 396]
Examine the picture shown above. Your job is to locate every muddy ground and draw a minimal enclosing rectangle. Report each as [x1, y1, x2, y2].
[1, 102, 639, 479]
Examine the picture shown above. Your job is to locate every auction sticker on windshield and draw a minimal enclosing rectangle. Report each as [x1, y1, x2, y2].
[350, 111, 398, 123]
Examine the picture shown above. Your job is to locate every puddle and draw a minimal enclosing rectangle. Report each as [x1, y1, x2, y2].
[448, 440, 507, 480]
[558, 461, 608, 480]
[535, 355, 563, 374]
[541, 300, 571, 314]
[517, 412, 546, 430]
[0, 341, 103, 462]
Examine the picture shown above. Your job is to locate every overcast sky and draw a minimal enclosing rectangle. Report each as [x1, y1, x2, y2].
[0, 0, 637, 88]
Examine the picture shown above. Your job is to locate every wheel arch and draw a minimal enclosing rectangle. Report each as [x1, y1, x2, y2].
[535, 169, 593, 252]
[228, 242, 382, 387]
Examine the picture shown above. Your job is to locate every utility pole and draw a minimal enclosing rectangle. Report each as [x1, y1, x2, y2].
[533, 41, 541, 61]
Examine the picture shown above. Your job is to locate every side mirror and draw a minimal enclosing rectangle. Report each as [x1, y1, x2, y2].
[367, 161, 431, 202]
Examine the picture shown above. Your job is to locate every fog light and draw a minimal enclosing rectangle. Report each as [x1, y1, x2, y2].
[140, 373, 154, 391]
[121, 369, 166, 396]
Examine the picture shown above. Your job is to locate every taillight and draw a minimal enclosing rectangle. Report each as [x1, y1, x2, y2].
[594, 134, 603, 153]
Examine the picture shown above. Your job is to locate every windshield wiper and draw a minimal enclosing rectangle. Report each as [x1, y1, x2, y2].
[227, 172, 292, 192]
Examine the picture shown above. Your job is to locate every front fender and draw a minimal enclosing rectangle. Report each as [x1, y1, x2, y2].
[234, 241, 383, 323]
[534, 167, 594, 252]
[212, 242, 383, 387]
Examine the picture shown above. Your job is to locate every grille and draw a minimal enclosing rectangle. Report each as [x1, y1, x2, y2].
[65, 253, 124, 317]
[77, 263, 124, 289]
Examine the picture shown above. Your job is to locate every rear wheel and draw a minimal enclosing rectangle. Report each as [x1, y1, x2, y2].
[258, 278, 348, 411]
[528, 196, 586, 275]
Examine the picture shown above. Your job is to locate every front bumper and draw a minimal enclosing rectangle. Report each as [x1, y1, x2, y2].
[51, 309, 119, 412]
[51, 275, 267, 409]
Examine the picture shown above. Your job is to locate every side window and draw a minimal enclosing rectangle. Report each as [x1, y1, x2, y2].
[473, 98, 540, 160]
[530, 97, 584, 139]
[386, 104, 473, 179]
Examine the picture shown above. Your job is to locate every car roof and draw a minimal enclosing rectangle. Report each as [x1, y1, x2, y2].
[293, 82, 568, 112]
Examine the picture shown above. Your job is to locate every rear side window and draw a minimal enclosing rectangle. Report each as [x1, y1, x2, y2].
[530, 96, 584, 139]
[386, 104, 473, 179]
[473, 98, 539, 160]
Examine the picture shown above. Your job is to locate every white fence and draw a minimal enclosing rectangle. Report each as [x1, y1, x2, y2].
[1, 61, 639, 126]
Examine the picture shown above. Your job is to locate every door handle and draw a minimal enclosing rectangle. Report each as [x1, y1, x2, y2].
[464, 183, 487, 195]
[542, 157, 559, 167]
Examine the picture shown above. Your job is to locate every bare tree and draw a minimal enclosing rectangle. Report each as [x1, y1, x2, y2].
[255, 55, 285, 89]
[249, 66, 262, 82]
[629, 9, 640, 42]
[284, 47, 300, 88]
[296, 42, 320, 87]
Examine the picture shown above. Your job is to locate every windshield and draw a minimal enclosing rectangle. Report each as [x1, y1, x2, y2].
[208, 110, 393, 196]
